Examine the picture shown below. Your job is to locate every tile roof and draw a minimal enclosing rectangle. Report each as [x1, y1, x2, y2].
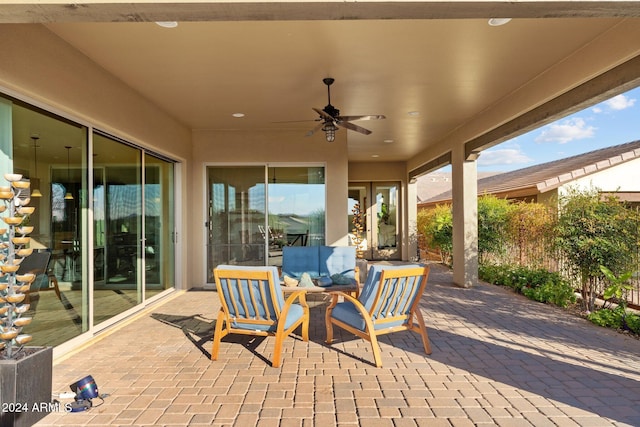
[422, 139, 640, 204]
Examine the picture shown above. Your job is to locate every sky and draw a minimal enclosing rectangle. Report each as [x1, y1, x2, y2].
[475, 86, 640, 173]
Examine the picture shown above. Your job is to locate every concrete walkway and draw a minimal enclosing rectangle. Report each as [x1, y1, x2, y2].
[36, 263, 640, 426]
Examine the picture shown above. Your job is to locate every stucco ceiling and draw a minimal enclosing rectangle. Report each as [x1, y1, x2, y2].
[3, 1, 640, 165]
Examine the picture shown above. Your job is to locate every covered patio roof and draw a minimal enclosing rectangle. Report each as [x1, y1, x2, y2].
[2, 1, 640, 167]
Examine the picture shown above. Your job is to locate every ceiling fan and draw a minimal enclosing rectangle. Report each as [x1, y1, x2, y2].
[307, 77, 385, 142]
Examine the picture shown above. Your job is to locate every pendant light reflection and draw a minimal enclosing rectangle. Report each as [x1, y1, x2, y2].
[64, 146, 74, 200]
[30, 135, 42, 198]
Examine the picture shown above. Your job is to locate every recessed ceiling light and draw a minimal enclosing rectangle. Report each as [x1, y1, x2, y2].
[156, 21, 178, 28]
[371, 154, 380, 158]
[408, 111, 420, 116]
[383, 139, 394, 144]
[488, 18, 512, 26]
[232, 113, 245, 118]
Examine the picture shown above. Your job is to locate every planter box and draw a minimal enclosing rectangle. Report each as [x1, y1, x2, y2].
[0, 346, 53, 427]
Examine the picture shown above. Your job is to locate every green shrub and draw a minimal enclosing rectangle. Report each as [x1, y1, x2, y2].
[522, 280, 576, 307]
[626, 313, 640, 335]
[555, 186, 640, 312]
[477, 195, 512, 263]
[588, 306, 640, 335]
[479, 264, 575, 307]
[419, 204, 453, 265]
[588, 306, 625, 329]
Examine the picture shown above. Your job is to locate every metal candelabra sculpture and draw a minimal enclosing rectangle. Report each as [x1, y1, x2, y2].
[0, 173, 36, 359]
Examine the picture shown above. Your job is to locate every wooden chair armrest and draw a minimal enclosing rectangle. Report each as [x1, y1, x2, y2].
[283, 290, 308, 309]
[326, 291, 364, 311]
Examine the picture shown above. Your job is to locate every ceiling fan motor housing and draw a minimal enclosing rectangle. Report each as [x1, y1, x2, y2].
[323, 104, 340, 119]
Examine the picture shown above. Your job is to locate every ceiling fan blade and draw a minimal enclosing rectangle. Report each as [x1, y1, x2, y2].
[337, 120, 372, 135]
[338, 114, 386, 121]
[273, 118, 320, 124]
[306, 121, 324, 137]
[312, 107, 334, 121]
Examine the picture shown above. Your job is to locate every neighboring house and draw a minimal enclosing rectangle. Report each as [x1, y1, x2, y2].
[419, 140, 640, 210]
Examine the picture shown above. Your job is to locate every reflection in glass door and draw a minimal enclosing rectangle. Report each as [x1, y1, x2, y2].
[144, 154, 175, 298]
[93, 133, 142, 325]
[207, 165, 326, 282]
[206, 167, 266, 282]
[348, 185, 371, 260]
[348, 182, 401, 260]
[373, 183, 400, 260]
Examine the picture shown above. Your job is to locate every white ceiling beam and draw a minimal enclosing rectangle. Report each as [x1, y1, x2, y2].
[2, 1, 640, 23]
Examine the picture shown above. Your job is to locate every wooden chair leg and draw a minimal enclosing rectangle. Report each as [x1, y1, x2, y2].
[301, 310, 310, 342]
[414, 310, 432, 355]
[211, 310, 225, 361]
[325, 307, 335, 344]
[369, 332, 383, 368]
[272, 331, 285, 368]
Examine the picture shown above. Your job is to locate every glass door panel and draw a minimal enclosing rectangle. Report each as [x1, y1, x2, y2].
[93, 133, 142, 324]
[373, 182, 400, 260]
[349, 182, 401, 260]
[206, 166, 266, 282]
[267, 166, 325, 258]
[348, 184, 371, 260]
[144, 154, 175, 298]
[206, 165, 326, 282]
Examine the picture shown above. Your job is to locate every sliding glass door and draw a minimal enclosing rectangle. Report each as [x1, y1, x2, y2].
[93, 134, 142, 324]
[144, 154, 175, 298]
[206, 166, 266, 283]
[93, 133, 176, 324]
[206, 165, 325, 283]
[1, 91, 178, 348]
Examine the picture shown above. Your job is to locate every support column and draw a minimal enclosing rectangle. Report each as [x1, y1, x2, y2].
[407, 179, 418, 261]
[451, 144, 478, 288]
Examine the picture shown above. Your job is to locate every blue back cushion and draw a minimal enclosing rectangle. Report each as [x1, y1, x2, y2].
[281, 246, 320, 278]
[359, 264, 424, 311]
[319, 246, 356, 278]
[215, 265, 285, 313]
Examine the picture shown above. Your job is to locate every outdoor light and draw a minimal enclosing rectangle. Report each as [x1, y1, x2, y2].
[322, 122, 337, 142]
[488, 18, 512, 26]
[68, 375, 102, 412]
[30, 135, 42, 198]
[64, 146, 74, 200]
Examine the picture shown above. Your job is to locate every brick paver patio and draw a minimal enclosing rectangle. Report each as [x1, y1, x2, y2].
[35, 263, 640, 426]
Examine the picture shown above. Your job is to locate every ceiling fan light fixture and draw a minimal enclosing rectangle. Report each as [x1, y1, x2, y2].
[322, 122, 337, 142]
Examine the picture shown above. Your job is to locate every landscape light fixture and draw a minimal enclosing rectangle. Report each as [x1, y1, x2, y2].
[68, 375, 102, 412]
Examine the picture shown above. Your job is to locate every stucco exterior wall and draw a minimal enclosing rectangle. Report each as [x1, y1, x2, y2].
[0, 24, 193, 287]
[558, 158, 640, 196]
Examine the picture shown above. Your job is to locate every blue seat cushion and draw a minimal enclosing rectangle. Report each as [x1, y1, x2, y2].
[232, 303, 306, 333]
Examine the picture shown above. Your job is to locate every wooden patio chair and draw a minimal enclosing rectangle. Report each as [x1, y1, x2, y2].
[212, 265, 309, 367]
[325, 264, 431, 367]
